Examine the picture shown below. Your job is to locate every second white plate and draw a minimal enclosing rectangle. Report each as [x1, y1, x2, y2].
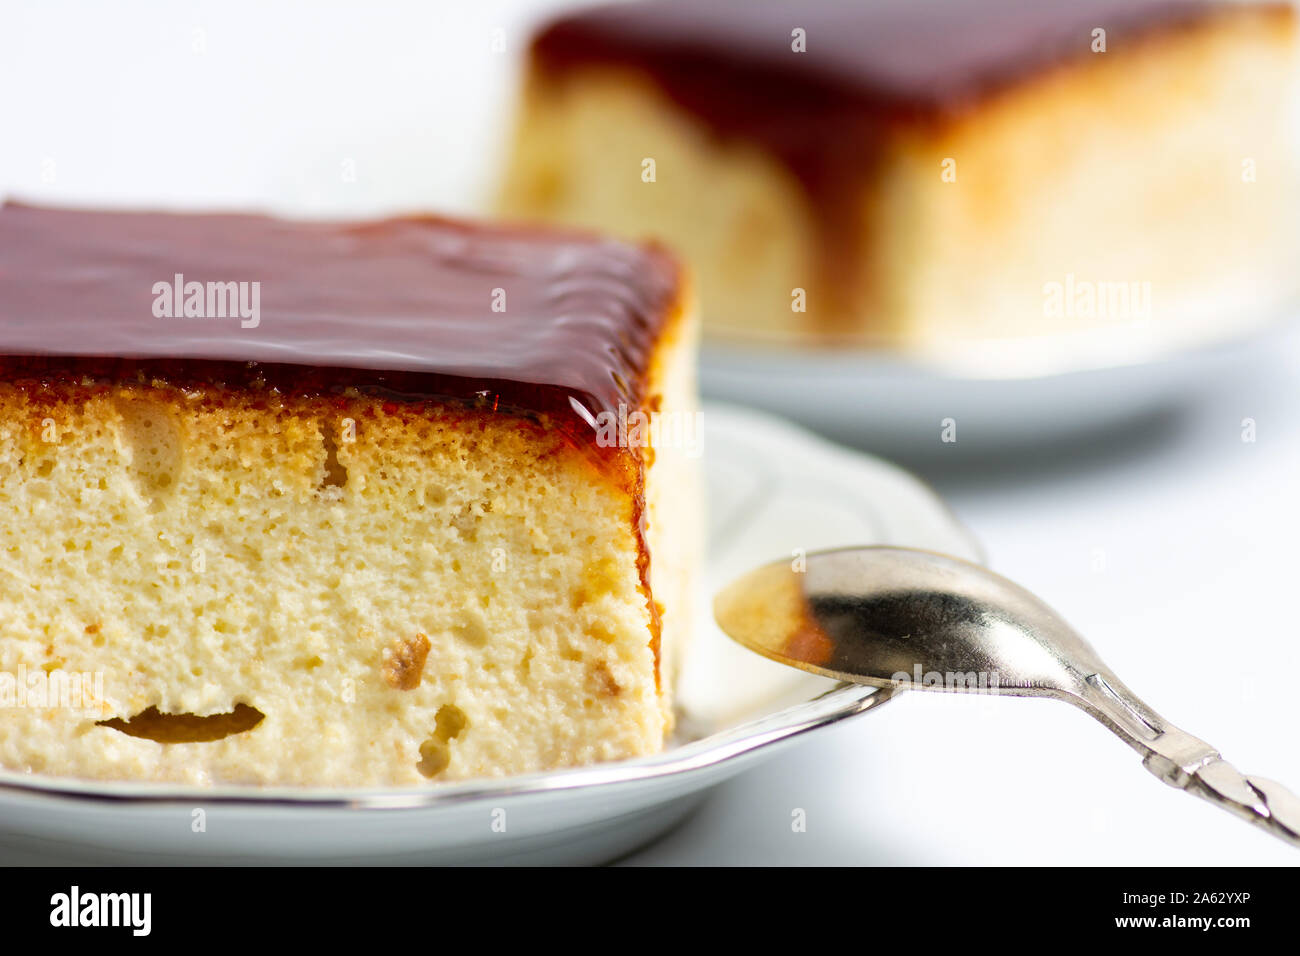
[703, 311, 1300, 453]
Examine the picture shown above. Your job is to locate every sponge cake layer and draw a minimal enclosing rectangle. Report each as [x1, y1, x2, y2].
[0, 203, 700, 786]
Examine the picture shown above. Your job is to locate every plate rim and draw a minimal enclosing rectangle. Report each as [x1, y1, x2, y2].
[0, 683, 888, 810]
[702, 299, 1300, 383]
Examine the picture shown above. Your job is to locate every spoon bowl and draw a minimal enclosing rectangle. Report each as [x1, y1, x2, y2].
[714, 546, 1112, 700]
[714, 546, 1300, 849]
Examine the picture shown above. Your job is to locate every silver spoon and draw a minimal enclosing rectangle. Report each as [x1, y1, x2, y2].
[714, 545, 1300, 849]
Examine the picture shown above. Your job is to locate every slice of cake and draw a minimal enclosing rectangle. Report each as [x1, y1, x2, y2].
[0, 202, 700, 787]
[500, 0, 1300, 361]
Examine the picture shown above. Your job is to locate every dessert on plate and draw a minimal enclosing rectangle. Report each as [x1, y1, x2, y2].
[0, 202, 700, 787]
[500, 0, 1300, 360]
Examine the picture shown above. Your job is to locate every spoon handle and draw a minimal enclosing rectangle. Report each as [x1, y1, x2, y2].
[1154, 742, 1300, 848]
[1078, 672, 1300, 847]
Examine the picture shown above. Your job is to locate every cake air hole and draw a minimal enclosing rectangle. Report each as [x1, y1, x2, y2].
[113, 396, 182, 508]
[97, 703, 265, 743]
[319, 423, 348, 489]
[416, 704, 468, 779]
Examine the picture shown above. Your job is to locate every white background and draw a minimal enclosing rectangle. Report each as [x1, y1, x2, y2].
[4, 0, 1299, 865]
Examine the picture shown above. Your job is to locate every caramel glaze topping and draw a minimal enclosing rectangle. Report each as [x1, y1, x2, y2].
[532, 0, 1250, 116]
[0, 202, 680, 463]
[531, 0, 1282, 326]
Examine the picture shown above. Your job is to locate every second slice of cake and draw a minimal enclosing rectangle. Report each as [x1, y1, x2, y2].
[0, 203, 700, 787]
[501, 0, 1300, 362]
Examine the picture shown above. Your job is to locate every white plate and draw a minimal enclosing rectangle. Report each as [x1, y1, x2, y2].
[0, 404, 979, 865]
[703, 307, 1300, 454]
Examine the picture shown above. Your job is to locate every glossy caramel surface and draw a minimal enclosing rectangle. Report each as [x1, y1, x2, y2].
[532, 0, 1249, 115]
[0, 203, 680, 444]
